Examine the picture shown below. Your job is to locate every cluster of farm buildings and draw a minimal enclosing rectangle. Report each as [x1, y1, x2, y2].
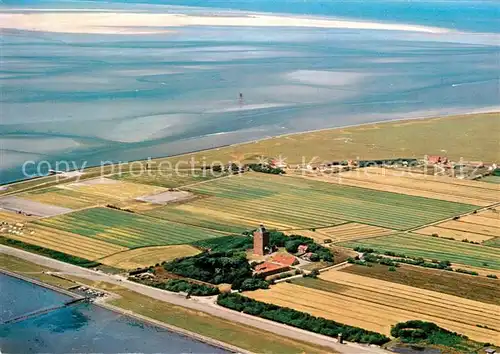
[252, 225, 312, 277]
[277, 155, 499, 180]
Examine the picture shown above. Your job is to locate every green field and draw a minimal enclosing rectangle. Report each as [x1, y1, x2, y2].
[483, 237, 500, 248]
[36, 207, 225, 248]
[480, 175, 500, 184]
[145, 206, 254, 233]
[339, 233, 500, 270]
[167, 173, 477, 231]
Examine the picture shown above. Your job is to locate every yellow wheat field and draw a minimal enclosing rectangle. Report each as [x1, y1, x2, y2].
[20, 189, 98, 209]
[478, 209, 500, 220]
[1, 223, 126, 260]
[246, 272, 499, 344]
[362, 167, 500, 190]
[437, 220, 500, 238]
[415, 212, 500, 242]
[301, 174, 490, 206]
[20, 179, 167, 210]
[0, 209, 37, 222]
[64, 178, 167, 203]
[450, 264, 500, 278]
[308, 168, 500, 206]
[284, 229, 327, 241]
[100, 245, 201, 269]
[286, 223, 394, 243]
[414, 225, 494, 242]
[319, 223, 395, 241]
[460, 214, 500, 228]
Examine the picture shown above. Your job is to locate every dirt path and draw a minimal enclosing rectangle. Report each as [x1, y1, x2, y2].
[1, 245, 389, 354]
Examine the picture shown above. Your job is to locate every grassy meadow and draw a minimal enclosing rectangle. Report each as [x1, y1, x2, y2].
[155, 112, 500, 167]
[0, 254, 78, 289]
[99, 245, 201, 269]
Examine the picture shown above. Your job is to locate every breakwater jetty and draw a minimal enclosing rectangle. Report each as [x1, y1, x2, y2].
[2, 297, 89, 325]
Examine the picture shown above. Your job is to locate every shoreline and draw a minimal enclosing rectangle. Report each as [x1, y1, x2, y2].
[0, 268, 82, 299]
[1, 245, 385, 353]
[1, 109, 498, 187]
[0, 267, 244, 353]
[99, 302, 245, 354]
[240, 108, 500, 147]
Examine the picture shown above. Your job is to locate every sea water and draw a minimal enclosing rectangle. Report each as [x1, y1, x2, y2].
[0, 0, 499, 183]
[0, 273, 229, 353]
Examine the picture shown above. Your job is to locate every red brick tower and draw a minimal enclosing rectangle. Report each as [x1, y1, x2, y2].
[253, 225, 270, 256]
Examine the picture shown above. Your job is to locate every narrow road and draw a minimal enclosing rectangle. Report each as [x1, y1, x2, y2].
[1, 245, 389, 354]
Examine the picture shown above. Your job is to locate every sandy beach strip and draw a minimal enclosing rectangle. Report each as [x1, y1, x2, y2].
[0, 11, 451, 34]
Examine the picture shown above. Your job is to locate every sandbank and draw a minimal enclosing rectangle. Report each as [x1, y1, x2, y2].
[0, 11, 451, 35]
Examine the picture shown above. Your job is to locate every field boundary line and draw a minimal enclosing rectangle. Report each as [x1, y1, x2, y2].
[179, 173, 235, 189]
[275, 221, 352, 232]
[456, 219, 500, 228]
[435, 225, 498, 238]
[406, 202, 500, 233]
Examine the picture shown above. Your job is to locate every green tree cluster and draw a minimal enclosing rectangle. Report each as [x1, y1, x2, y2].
[193, 235, 252, 253]
[194, 232, 333, 263]
[236, 278, 270, 291]
[247, 163, 284, 174]
[271, 232, 333, 262]
[355, 248, 454, 271]
[391, 320, 467, 347]
[164, 251, 252, 285]
[454, 268, 479, 276]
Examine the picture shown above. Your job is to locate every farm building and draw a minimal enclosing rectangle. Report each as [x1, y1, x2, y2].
[426, 155, 448, 165]
[270, 159, 287, 168]
[301, 252, 315, 261]
[297, 244, 309, 255]
[254, 262, 290, 277]
[270, 253, 299, 267]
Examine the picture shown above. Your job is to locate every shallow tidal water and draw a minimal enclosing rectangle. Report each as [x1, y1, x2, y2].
[0, 0, 499, 183]
[0, 273, 229, 353]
